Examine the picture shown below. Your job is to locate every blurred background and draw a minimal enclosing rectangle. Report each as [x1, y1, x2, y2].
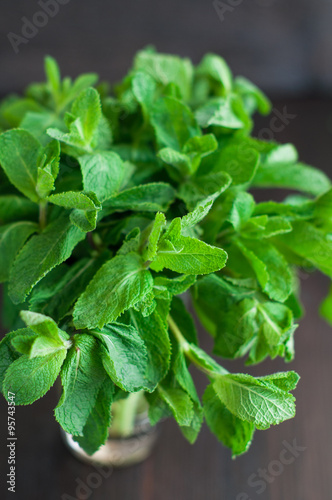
[0, 1, 332, 499]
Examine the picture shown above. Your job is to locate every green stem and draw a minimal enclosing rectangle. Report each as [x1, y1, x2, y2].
[167, 315, 228, 378]
[39, 201, 48, 230]
[110, 391, 146, 438]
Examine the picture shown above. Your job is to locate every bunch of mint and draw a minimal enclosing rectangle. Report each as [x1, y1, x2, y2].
[0, 49, 331, 458]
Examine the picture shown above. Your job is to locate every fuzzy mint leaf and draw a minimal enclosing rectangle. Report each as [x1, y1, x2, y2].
[73, 377, 114, 455]
[0, 129, 42, 202]
[143, 212, 166, 261]
[196, 53, 233, 93]
[203, 385, 255, 458]
[128, 308, 171, 390]
[278, 220, 332, 277]
[47, 88, 101, 152]
[73, 253, 153, 329]
[28, 253, 110, 321]
[55, 334, 106, 436]
[0, 222, 39, 283]
[92, 323, 148, 392]
[20, 310, 69, 344]
[102, 182, 175, 215]
[195, 97, 244, 129]
[150, 218, 227, 275]
[212, 372, 297, 429]
[253, 161, 331, 196]
[0, 195, 38, 224]
[236, 239, 293, 303]
[78, 152, 124, 202]
[134, 49, 193, 101]
[3, 349, 66, 405]
[9, 213, 85, 304]
[47, 191, 101, 232]
[151, 96, 200, 151]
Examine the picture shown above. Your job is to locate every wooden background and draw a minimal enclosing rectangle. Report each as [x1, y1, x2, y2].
[0, 97, 332, 499]
[0, 0, 332, 96]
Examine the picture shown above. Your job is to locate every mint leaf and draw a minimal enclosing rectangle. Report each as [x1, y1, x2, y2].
[0, 222, 38, 282]
[196, 53, 233, 93]
[78, 152, 124, 202]
[9, 213, 85, 304]
[0, 129, 42, 202]
[129, 308, 171, 390]
[134, 49, 193, 101]
[92, 323, 148, 392]
[213, 372, 297, 429]
[73, 253, 153, 329]
[203, 385, 255, 457]
[150, 218, 227, 275]
[151, 97, 200, 151]
[143, 212, 166, 261]
[195, 97, 244, 129]
[47, 88, 101, 152]
[3, 349, 66, 405]
[55, 334, 106, 435]
[73, 377, 114, 455]
[102, 183, 175, 215]
[253, 162, 331, 196]
[29, 254, 109, 321]
[0, 195, 38, 224]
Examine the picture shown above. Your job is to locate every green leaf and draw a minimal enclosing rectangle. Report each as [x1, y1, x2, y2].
[128, 308, 171, 390]
[0, 195, 38, 224]
[157, 385, 194, 426]
[73, 377, 114, 455]
[181, 192, 221, 233]
[47, 88, 101, 152]
[92, 323, 148, 392]
[151, 96, 200, 151]
[29, 254, 109, 321]
[203, 385, 255, 457]
[234, 76, 271, 115]
[196, 53, 233, 93]
[143, 212, 166, 261]
[277, 220, 332, 277]
[132, 71, 157, 115]
[78, 152, 124, 202]
[0, 222, 39, 282]
[47, 191, 101, 232]
[9, 213, 85, 304]
[253, 162, 331, 196]
[203, 139, 260, 185]
[20, 310, 68, 345]
[45, 56, 61, 98]
[102, 182, 175, 215]
[213, 372, 297, 429]
[237, 239, 293, 302]
[134, 49, 194, 101]
[3, 349, 66, 405]
[73, 253, 153, 329]
[150, 218, 227, 275]
[179, 171, 232, 210]
[195, 97, 244, 129]
[0, 129, 42, 202]
[55, 334, 106, 435]
[0, 330, 23, 388]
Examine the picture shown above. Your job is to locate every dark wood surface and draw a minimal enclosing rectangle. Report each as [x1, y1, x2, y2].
[1, 98, 332, 499]
[1, 0, 332, 96]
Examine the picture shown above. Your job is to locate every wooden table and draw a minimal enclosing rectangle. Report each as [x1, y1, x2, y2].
[1, 98, 332, 499]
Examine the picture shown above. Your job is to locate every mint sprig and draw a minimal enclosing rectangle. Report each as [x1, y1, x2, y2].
[0, 49, 329, 458]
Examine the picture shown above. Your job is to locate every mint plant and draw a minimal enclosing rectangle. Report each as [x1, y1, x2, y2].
[0, 49, 331, 458]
